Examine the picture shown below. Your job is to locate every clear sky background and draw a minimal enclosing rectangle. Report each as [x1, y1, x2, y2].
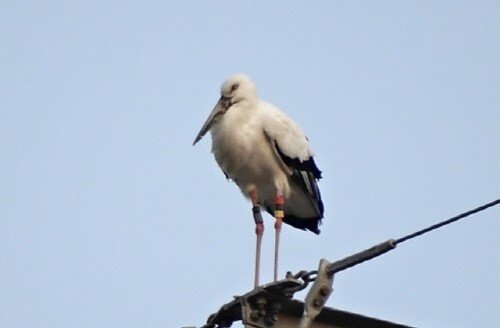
[1, 2, 499, 328]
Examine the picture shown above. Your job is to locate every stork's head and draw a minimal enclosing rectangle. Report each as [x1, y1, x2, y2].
[193, 74, 258, 145]
[220, 74, 258, 105]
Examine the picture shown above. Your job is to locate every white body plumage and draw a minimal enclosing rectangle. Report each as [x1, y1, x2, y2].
[194, 74, 324, 233]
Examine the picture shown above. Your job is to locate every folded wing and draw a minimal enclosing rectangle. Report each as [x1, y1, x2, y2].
[261, 103, 324, 234]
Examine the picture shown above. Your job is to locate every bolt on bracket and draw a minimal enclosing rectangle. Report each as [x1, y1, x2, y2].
[241, 278, 303, 328]
[298, 259, 334, 328]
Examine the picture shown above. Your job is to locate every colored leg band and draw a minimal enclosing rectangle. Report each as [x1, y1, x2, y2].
[274, 195, 284, 218]
[253, 206, 263, 224]
[274, 195, 285, 205]
[274, 210, 284, 218]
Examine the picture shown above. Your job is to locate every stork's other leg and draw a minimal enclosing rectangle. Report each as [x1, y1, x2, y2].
[274, 193, 284, 282]
[249, 189, 263, 288]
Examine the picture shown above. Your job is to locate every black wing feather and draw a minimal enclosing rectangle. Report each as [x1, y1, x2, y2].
[271, 142, 324, 234]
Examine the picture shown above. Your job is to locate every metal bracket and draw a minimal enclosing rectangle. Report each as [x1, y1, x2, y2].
[298, 240, 397, 328]
[201, 240, 398, 328]
[201, 277, 305, 328]
[298, 259, 334, 328]
[241, 278, 303, 327]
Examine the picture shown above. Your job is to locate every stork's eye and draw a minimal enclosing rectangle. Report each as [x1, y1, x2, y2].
[231, 83, 239, 92]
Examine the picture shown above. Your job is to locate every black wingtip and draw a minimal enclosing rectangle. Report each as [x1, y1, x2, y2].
[282, 215, 323, 235]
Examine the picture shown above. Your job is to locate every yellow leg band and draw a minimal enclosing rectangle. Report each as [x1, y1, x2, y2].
[274, 210, 284, 218]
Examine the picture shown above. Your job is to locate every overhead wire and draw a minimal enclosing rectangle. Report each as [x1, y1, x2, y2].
[394, 198, 500, 245]
[297, 198, 500, 279]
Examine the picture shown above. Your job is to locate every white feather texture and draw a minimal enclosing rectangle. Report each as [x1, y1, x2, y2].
[194, 74, 323, 233]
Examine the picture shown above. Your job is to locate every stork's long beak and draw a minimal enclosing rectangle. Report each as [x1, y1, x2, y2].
[193, 97, 230, 145]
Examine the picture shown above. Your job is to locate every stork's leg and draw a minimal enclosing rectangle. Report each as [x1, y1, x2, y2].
[274, 194, 284, 282]
[249, 189, 263, 288]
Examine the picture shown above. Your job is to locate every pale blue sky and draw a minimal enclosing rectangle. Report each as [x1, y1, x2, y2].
[1, 2, 499, 327]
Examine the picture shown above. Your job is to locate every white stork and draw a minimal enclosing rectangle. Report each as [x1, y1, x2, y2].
[193, 74, 324, 287]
